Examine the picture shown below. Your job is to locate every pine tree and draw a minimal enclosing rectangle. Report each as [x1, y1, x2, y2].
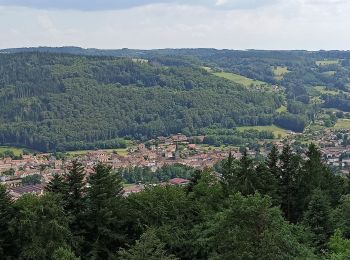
[64, 160, 87, 255]
[187, 169, 202, 193]
[46, 173, 66, 194]
[220, 151, 236, 195]
[303, 189, 333, 251]
[267, 144, 280, 180]
[0, 184, 15, 258]
[116, 229, 178, 260]
[279, 145, 301, 222]
[84, 163, 125, 259]
[237, 151, 257, 195]
[65, 160, 86, 216]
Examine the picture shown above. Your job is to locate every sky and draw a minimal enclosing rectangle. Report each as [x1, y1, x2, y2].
[0, 0, 349, 50]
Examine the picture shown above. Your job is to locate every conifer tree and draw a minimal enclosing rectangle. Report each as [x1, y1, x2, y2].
[0, 184, 15, 258]
[84, 163, 124, 259]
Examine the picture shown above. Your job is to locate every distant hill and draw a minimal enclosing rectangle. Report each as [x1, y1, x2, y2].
[2, 48, 350, 151]
[0, 52, 281, 152]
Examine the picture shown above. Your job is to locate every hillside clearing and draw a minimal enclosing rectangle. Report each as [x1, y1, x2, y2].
[213, 72, 266, 87]
[333, 119, 350, 129]
[316, 60, 339, 66]
[236, 125, 289, 138]
[273, 66, 290, 80]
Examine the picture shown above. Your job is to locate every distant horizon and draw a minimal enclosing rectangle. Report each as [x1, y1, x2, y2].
[2, 46, 350, 52]
[1, 1, 349, 50]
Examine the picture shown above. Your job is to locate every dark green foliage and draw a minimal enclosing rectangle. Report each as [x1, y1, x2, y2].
[52, 247, 80, 260]
[0, 53, 282, 152]
[83, 163, 125, 259]
[0, 184, 15, 259]
[45, 173, 66, 193]
[332, 195, 350, 239]
[10, 193, 72, 260]
[21, 174, 42, 185]
[195, 193, 313, 260]
[0, 143, 348, 259]
[116, 229, 178, 260]
[303, 189, 333, 251]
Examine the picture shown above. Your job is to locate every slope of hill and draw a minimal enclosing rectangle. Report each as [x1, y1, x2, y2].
[0, 53, 282, 152]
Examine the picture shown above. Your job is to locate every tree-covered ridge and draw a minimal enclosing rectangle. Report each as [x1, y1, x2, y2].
[0, 53, 282, 152]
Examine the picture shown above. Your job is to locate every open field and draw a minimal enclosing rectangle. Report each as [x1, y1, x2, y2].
[316, 60, 339, 66]
[201, 66, 213, 72]
[333, 119, 350, 129]
[273, 66, 290, 80]
[322, 71, 336, 77]
[213, 72, 266, 87]
[236, 125, 289, 138]
[313, 86, 339, 95]
[276, 105, 287, 113]
[0, 146, 28, 156]
[67, 148, 129, 157]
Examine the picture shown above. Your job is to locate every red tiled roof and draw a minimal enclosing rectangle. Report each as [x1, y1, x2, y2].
[168, 178, 190, 185]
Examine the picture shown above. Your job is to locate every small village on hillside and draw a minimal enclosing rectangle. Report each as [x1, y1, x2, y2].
[2, 126, 350, 199]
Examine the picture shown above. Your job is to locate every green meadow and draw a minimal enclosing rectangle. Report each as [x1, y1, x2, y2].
[214, 72, 266, 87]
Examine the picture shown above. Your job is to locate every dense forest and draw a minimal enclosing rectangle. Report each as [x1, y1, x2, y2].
[1, 48, 350, 151]
[2, 144, 350, 259]
[0, 52, 282, 152]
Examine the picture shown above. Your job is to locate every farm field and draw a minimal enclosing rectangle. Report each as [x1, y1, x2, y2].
[0, 146, 30, 156]
[333, 119, 350, 129]
[236, 125, 289, 138]
[316, 59, 339, 66]
[313, 86, 340, 95]
[273, 66, 290, 80]
[276, 105, 287, 113]
[213, 72, 266, 87]
[67, 148, 129, 157]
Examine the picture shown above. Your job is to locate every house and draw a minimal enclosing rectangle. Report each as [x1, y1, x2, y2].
[9, 184, 45, 199]
[168, 178, 190, 186]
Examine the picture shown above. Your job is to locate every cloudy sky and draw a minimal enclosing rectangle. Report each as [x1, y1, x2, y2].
[0, 0, 348, 50]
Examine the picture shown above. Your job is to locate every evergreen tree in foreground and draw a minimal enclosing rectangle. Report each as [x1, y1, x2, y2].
[0, 184, 15, 259]
[84, 163, 124, 259]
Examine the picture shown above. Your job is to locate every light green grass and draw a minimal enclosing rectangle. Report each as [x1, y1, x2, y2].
[132, 58, 148, 64]
[273, 66, 290, 80]
[322, 71, 336, 77]
[313, 86, 339, 95]
[276, 105, 287, 113]
[0, 146, 26, 156]
[316, 60, 339, 66]
[201, 66, 213, 72]
[333, 119, 350, 129]
[67, 148, 129, 157]
[214, 72, 266, 87]
[236, 125, 289, 138]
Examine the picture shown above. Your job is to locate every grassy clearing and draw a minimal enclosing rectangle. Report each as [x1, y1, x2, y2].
[333, 119, 350, 129]
[316, 60, 339, 66]
[67, 148, 129, 157]
[236, 125, 289, 138]
[132, 58, 148, 64]
[313, 86, 339, 95]
[201, 66, 213, 72]
[322, 71, 336, 77]
[276, 105, 287, 113]
[273, 66, 290, 80]
[0, 146, 27, 156]
[213, 72, 266, 87]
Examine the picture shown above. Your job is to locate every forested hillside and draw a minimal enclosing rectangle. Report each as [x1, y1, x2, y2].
[0, 53, 282, 151]
[2, 48, 350, 152]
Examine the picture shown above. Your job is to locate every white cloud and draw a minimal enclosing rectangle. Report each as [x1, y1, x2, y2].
[0, 1, 349, 50]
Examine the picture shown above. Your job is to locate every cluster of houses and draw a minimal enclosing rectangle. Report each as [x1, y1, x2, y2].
[0, 134, 244, 198]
